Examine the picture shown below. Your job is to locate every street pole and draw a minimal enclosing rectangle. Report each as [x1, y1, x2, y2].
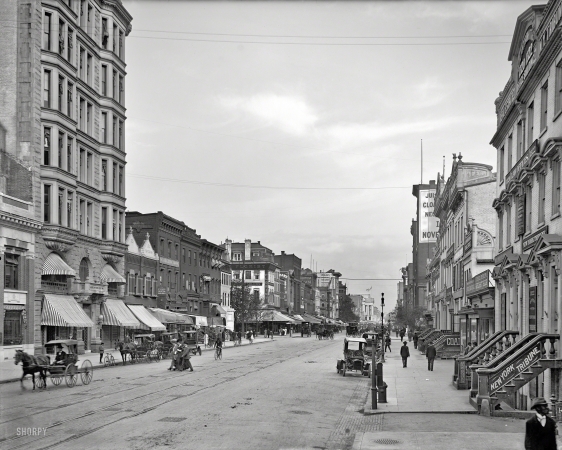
[381, 293, 385, 363]
[371, 329, 378, 410]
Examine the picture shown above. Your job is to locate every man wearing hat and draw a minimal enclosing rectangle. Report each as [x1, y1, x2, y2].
[400, 341, 410, 368]
[525, 397, 557, 450]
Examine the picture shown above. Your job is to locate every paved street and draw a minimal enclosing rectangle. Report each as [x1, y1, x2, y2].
[2, 335, 552, 450]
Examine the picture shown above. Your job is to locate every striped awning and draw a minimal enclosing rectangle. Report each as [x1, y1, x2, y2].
[100, 264, 126, 284]
[5, 304, 25, 310]
[262, 310, 295, 323]
[102, 299, 140, 327]
[210, 303, 227, 315]
[41, 295, 94, 327]
[189, 315, 208, 327]
[42, 253, 76, 276]
[127, 304, 166, 331]
[148, 308, 194, 325]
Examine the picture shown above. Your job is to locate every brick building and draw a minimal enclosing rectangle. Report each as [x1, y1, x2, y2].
[0, 0, 132, 355]
[200, 238, 226, 321]
[317, 270, 341, 319]
[274, 251, 302, 314]
[301, 268, 318, 315]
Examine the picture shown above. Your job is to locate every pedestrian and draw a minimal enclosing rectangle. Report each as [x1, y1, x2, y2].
[413, 332, 419, 349]
[99, 342, 104, 364]
[204, 332, 208, 348]
[464, 342, 473, 355]
[384, 334, 392, 352]
[400, 341, 410, 368]
[426, 342, 436, 371]
[399, 328, 405, 342]
[525, 397, 557, 450]
[408, 330, 413, 342]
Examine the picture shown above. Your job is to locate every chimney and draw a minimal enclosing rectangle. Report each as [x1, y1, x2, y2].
[225, 239, 232, 260]
[245, 239, 251, 261]
[281, 251, 285, 255]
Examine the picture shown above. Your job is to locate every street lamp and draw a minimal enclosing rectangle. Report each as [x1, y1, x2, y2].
[380, 293, 385, 363]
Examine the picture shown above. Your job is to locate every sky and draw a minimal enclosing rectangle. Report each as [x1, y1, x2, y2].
[122, 0, 537, 312]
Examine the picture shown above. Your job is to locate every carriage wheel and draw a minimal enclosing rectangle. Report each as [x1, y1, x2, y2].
[65, 364, 77, 387]
[80, 360, 93, 385]
[198, 347, 202, 356]
[104, 355, 111, 367]
[51, 374, 63, 385]
[342, 367, 346, 377]
[36, 375, 46, 388]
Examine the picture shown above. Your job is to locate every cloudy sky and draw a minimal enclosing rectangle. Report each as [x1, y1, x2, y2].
[122, 0, 536, 311]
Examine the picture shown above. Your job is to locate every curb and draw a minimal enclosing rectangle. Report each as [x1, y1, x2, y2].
[362, 405, 479, 415]
[1, 338, 276, 385]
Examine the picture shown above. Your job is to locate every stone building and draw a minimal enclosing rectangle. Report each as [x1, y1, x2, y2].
[489, 0, 562, 410]
[425, 154, 496, 349]
[274, 251, 302, 314]
[301, 268, 318, 315]
[0, 0, 132, 355]
[317, 270, 341, 319]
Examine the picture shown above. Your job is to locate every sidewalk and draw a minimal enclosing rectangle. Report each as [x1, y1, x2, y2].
[363, 338, 475, 414]
[0, 337, 274, 384]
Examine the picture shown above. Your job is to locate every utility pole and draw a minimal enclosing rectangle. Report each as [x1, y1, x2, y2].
[381, 293, 385, 363]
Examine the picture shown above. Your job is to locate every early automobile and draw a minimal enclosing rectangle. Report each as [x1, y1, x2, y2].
[336, 337, 371, 377]
[346, 322, 359, 337]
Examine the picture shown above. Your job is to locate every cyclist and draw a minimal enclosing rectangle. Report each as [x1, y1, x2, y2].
[215, 335, 223, 358]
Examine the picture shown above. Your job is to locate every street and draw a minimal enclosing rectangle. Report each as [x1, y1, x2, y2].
[1, 335, 372, 450]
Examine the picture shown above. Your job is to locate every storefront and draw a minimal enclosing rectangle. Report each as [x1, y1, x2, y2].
[126, 304, 166, 336]
[101, 298, 141, 349]
[40, 294, 95, 354]
[148, 308, 193, 332]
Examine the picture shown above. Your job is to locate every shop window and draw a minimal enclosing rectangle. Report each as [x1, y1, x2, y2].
[4, 310, 23, 345]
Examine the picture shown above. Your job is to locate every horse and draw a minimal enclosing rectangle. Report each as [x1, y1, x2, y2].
[115, 341, 137, 365]
[14, 350, 49, 390]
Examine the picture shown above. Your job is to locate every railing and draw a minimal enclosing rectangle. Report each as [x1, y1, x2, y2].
[41, 280, 69, 293]
[453, 330, 518, 390]
[419, 329, 447, 353]
[475, 333, 560, 413]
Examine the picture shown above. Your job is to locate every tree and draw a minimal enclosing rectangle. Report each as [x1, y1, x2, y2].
[392, 303, 428, 330]
[339, 294, 360, 323]
[230, 285, 263, 334]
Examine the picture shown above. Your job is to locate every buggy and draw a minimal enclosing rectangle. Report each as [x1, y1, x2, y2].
[36, 340, 93, 388]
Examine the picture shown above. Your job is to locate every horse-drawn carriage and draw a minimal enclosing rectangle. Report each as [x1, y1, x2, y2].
[132, 334, 161, 362]
[15, 340, 93, 389]
[301, 322, 311, 337]
[336, 337, 371, 377]
[317, 325, 334, 340]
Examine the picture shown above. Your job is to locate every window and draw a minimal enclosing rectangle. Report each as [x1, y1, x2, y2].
[87, 152, 92, 185]
[58, 19, 65, 55]
[79, 199, 85, 233]
[67, 82, 73, 118]
[554, 159, 561, 215]
[118, 211, 123, 242]
[517, 121, 524, 160]
[43, 128, 51, 165]
[87, 54, 92, 85]
[67, 137, 73, 173]
[43, 12, 52, 50]
[233, 252, 242, 261]
[539, 172, 546, 223]
[499, 146, 505, 181]
[113, 162, 117, 192]
[194, 252, 197, 266]
[87, 103, 92, 135]
[58, 131, 64, 168]
[67, 191, 73, 228]
[254, 271, 260, 280]
[101, 65, 107, 95]
[102, 18, 108, 49]
[80, 47, 84, 79]
[554, 61, 562, 114]
[168, 241, 172, 258]
[113, 70, 117, 100]
[58, 75, 64, 112]
[118, 120, 123, 149]
[43, 70, 51, 108]
[118, 75, 124, 104]
[112, 209, 117, 241]
[79, 258, 89, 281]
[101, 207, 107, 239]
[113, 24, 117, 53]
[4, 253, 19, 290]
[87, 3, 92, 32]
[67, 28, 73, 62]
[101, 112, 107, 143]
[43, 185, 51, 222]
[526, 185, 532, 233]
[101, 159, 107, 190]
[112, 116, 117, 146]
[189, 250, 192, 264]
[506, 203, 511, 246]
[79, 98, 85, 130]
[182, 248, 186, 263]
[87, 202, 92, 235]
[79, 148, 85, 181]
[245, 270, 251, 279]
[528, 102, 534, 147]
[119, 30, 123, 58]
[541, 81, 548, 131]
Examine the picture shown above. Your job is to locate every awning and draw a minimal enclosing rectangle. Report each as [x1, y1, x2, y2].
[42, 253, 76, 276]
[5, 304, 25, 310]
[41, 295, 94, 327]
[149, 308, 194, 325]
[211, 303, 227, 315]
[102, 299, 140, 327]
[100, 264, 126, 284]
[127, 304, 166, 331]
[286, 314, 303, 324]
[301, 313, 323, 324]
[208, 316, 225, 326]
[189, 315, 208, 327]
[262, 310, 295, 322]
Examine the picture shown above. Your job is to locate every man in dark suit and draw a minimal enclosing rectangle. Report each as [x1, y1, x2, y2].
[426, 343, 437, 371]
[400, 341, 410, 368]
[525, 397, 557, 450]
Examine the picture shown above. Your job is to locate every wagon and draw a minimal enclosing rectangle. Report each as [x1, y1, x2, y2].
[37, 340, 93, 388]
[336, 337, 371, 377]
[133, 334, 161, 362]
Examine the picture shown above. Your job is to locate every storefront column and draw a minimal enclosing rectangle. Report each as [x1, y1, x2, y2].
[543, 270, 551, 334]
[494, 279, 501, 332]
[510, 274, 518, 331]
[521, 272, 529, 335]
[558, 267, 562, 354]
[24, 254, 35, 354]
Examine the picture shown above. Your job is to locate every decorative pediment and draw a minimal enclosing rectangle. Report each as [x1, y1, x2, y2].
[542, 138, 562, 159]
[529, 154, 547, 173]
[500, 253, 519, 271]
[476, 229, 493, 246]
[126, 227, 140, 255]
[516, 253, 531, 271]
[140, 233, 157, 259]
[533, 234, 562, 258]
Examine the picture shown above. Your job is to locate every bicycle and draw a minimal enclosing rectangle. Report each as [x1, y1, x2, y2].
[214, 346, 222, 360]
[103, 353, 116, 367]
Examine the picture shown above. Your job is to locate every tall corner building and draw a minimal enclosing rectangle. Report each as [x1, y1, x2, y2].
[0, 0, 132, 357]
[410, 181, 438, 309]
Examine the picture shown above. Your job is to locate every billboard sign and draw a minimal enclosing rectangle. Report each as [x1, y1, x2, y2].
[419, 189, 439, 242]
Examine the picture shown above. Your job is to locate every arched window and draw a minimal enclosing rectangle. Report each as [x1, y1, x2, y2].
[79, 258, 89, 281]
